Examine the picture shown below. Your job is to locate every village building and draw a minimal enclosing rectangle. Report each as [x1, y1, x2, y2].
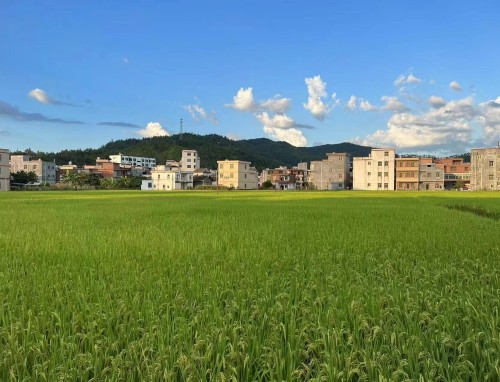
[10, 155, 57, 184]
[434, 158, 471, 190]
[418, 158, 444, 191]
[0, 148, 10, 191]
[470, 147, 500, 191]
[217, 160, 258, 189]
[109, 154, 156, 169]
[353, 149, 395, 190]
[395, 158, 420, 191]
[83, 158, 131, 179]
[309, 153, 351, 190]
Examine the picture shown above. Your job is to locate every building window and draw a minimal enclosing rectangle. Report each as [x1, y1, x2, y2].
[368, 161, 371, 166]
[378, 161, 382, 166]
[187, 165, 191, 168]
[489, 161, 494, 167]
[384, 161, 389, 166]
[230, 164, 234, 169]
[244, 174, 247, 179]
[489, 174, 494, 180]
[187, 159, 191, 162]
[368, 172, 371, 176]
[377, 183, 382, 189]
[384, 172, 388, 177]
[230, 173, 233, 178]
[384, 151, 389, 156]
[384, 183, 388, 189]
[220, 164, 224, 169]
[187, 153, 191, 156]
[378, 172, 382, 177]
[367, 183, 371, 187]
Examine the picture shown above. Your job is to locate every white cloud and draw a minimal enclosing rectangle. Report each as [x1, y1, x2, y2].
[428, 95, 447, 109]
[226, 133, 241, 141]
[332, 93, 341, 108]
[136, 122, 170, 138]
[381, 96, 409, 113]
[361, 97, 478, 151]
[260, 96, 291, 114]
[28, 89, 53, 104]
[478, 97, 500, 144]
[346, 95, 357, 111]
[185, 104, 218, 124]
[256, 112, 295, 129]
[359, 99, 378, 112]
[226, 87, 256, 112]
[394, 73, 422, 87]
[304, 75, 330, 121]
[450, 81, 462, 91]
[263, 126, 307, 147]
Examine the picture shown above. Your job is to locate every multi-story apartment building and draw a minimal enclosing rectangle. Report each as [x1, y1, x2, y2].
[470, 147, 500, 191]
[418, 158, 444, 191]
[353, 149, 395, 190]
[395, 158, 419, 190]
[434, 158, 471, 190]
[268, 167, 307, 190]
[109, 154, 156, 169]
[181, 150, 200, 172]
[83, 159, 131, 179]
[0, 148, 10, 191]
[10, 155, 57, 184]
[217, 160, 258, 189]
[309, 153, 351, 190]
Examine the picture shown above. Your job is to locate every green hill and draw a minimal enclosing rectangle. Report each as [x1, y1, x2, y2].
[23, 133, 373, 170]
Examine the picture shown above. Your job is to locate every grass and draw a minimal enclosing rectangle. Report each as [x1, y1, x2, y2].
[0, 190, 499, 381]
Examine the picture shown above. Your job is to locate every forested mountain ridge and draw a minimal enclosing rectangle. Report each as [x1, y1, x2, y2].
[17, 133, 373, 170]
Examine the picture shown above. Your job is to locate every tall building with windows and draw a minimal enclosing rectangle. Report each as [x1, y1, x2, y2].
[418, 158, 444, 191]
[434, 158, 471, 189]
[471, 147, 500, 191]
[181, 150, 200, 172]
[217, 160, 258, 189]
[353, 149, 395, 190]
[0, 148, 10, 191]
[309, 153, 350, 190]
[10, 155, 57, 184]
[395, 158, 419, 190]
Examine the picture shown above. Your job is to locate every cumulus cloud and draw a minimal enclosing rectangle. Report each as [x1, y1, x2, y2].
[304, 75, 330, 121]
[360, 97, 479, 151]
[359, 99, 378, 112]
[450, 81, 462, 92]
[226, 133, 241, 141]
[346, 95, 357, 111]
[256, 112, 313, 130]
[332, 93, 341, 108]
[0, 100, 84, 124]
[185, 104, 218, 124]
[263, 126, 307, 147]
[260, 96, 291, 114]
[135, 122, 170, 138]
[381, 96, 409, 113]
[226, 87, 256, 112]
[394, 73, 422, 87]
[428, 96, 447, 109]
[479, 97, 500, 144]
[28, 88, 75, 106]
[98, 121, 140, 128]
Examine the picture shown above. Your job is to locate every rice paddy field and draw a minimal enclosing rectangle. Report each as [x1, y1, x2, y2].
[0, 190, 499, 381]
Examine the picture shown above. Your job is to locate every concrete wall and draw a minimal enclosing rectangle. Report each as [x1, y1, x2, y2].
[10, 155, 57, 184]
[310, 153, 350, 190]
[0, 148, 10, 191]
[471, 147, 500, 191]
[353, 149, 395, 190]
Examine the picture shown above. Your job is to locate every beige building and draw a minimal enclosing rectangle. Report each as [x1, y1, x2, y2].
[353, 148, 395, 190]
[471, 147, 500, 191]
[395, 158, 419, 190]
[217, 160, 258, 189]
[309, 153, 351, 190]
[181, 150, 200, 172]
[419, 158, 444, 191]
[0, 148, 10, 191]
[10, 155, 57, 184]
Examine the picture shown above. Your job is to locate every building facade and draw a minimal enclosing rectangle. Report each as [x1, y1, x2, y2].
[0, 148, 10, 191]
[395, 158, 419, 190]
[181, 150, 200, 172]
[10, 155, 57, 184]
[217, 160, 258, 189]
[353, 149, 395, 190]
[471, 147, 500, 191]
[149, 165, 193, 190]
[109, 154, 156, 169]
[418, 159, 444, 191]
[83, 159, 131, 179]
[309, 153, 351, 190]
[434, 158, 471, 190]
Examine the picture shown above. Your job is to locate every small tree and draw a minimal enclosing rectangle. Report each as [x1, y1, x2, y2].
[11, 171, 38, 184]
[260, 180, 273, 189]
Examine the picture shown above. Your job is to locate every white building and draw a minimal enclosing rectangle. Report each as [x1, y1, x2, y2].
[0, 148, 10, 191]
[181, 150, 200, 172]
[145, 165, 194, 191]
[353, 148, 395, 190]
[109, 154, 156, 169]
[10, 155, 57, 184]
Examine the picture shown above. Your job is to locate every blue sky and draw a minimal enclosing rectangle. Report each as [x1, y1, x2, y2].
[1, 0, 499, 154]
